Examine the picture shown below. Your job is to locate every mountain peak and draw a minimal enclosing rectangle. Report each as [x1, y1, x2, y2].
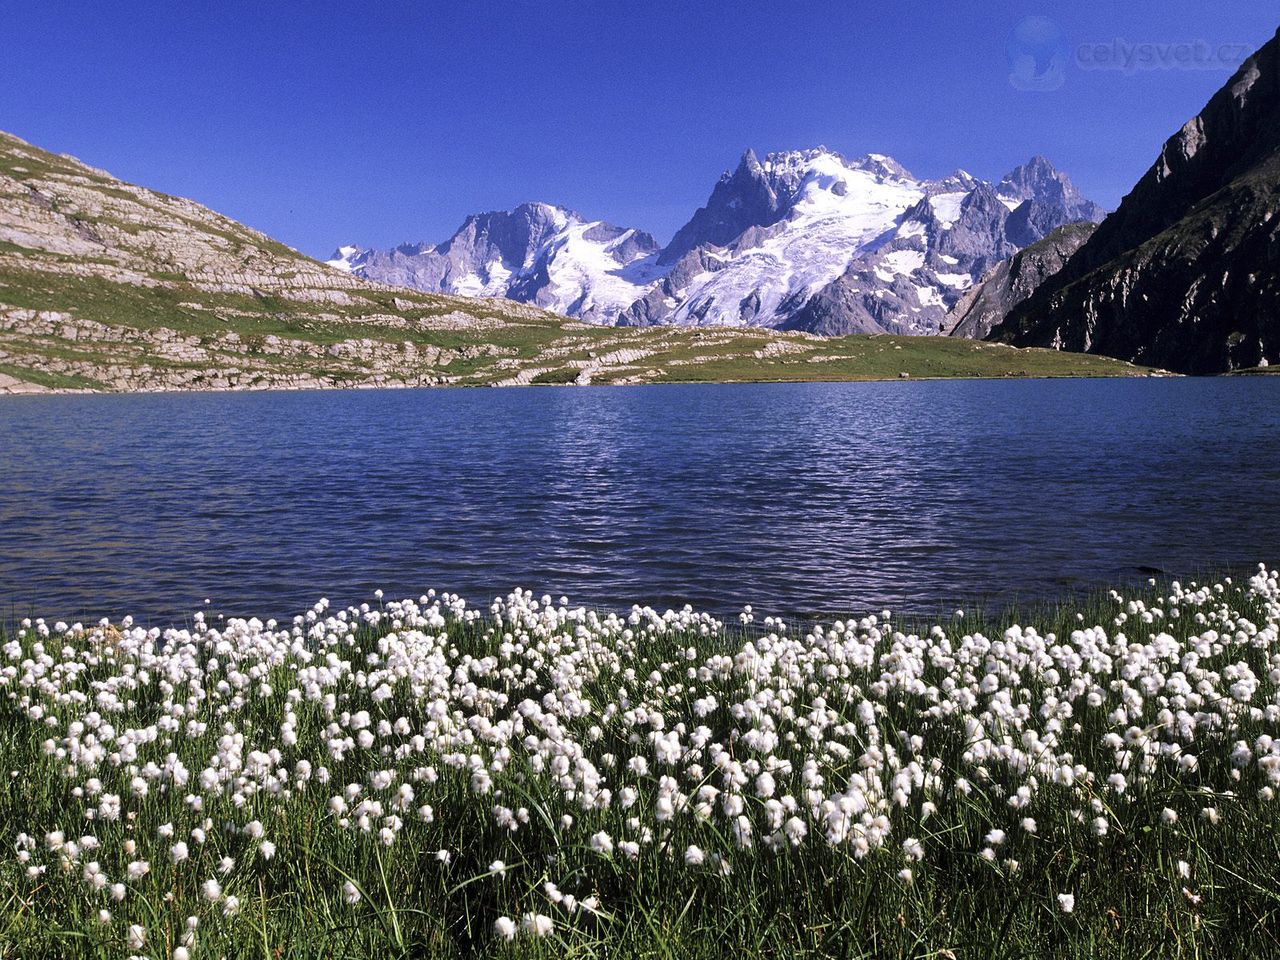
[519, 200, 577, 219]
[328, 200, 661, 324]
[999, 156, 1067, 196]
[999, 157, 1105, 222]
[850, 152, 915, 180]
[658, 148, 787, 264]
[758, 146, 842, 171]
[464, 202, 577, 227]
[325, 244, 365, 272]
[736, 148, 763, 173]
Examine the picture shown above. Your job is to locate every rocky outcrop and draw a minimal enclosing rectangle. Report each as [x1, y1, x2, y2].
[947, 223, 1097, 339]
[990, 29, 1280, 373]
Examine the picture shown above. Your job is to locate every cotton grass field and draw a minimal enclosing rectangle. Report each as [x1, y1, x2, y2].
[3, 567, 1280, 959]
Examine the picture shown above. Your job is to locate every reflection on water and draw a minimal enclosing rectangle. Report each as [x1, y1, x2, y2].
[1, 378, 1277, 624]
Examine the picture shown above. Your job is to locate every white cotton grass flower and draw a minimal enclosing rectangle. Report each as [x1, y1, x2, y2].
[1057, 893, 1075, 914]
[494, 916, 517, 941]
[521, 913, 554, 937]
[7, 570, 1280, 950]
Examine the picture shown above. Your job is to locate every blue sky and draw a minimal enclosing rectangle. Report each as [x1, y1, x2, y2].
[2, 2, 1274, 258]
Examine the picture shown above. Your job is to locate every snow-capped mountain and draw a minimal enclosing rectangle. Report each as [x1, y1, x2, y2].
[328, 203, 663, 324]
[333, 149, 1104, 335]
[622, 149, 1103, 335]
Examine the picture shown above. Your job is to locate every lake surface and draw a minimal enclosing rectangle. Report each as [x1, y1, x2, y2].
[1, 378, 1277, 625]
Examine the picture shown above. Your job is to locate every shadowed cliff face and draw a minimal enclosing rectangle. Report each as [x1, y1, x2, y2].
[992, 28, 1280, 374]
[947, 223, 1097, 340]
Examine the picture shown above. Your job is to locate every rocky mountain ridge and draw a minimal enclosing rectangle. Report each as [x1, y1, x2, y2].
[334, 149, 1106, 337]
[329, 203, 664, 325]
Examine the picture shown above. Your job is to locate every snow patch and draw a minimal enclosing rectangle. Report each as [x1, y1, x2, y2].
[881, 250, 925, 275]
[936, 272, 973, 289]
[928, 192, 968, 227]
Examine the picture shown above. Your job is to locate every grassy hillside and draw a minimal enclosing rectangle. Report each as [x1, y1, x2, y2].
[0, 130, 1155, 394]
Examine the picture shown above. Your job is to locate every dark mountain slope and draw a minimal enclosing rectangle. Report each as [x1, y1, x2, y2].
[991, 29, 1280, 373]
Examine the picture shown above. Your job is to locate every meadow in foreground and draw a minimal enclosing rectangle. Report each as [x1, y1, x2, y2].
[2, 567, 1279, 958]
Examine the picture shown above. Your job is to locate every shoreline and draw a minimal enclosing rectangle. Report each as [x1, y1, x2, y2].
[0, 366, 1177, 398]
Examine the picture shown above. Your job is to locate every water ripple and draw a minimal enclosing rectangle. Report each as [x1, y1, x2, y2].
[0, 378, 1277, 624]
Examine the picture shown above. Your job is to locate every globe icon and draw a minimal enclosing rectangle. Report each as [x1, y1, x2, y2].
[1007, 16, 1068, 91]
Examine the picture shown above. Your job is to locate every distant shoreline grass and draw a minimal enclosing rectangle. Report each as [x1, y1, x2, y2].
[2, 566, 1278, 958]
[0, 254, 1162, 398]
[0, 359, 1172, 398]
